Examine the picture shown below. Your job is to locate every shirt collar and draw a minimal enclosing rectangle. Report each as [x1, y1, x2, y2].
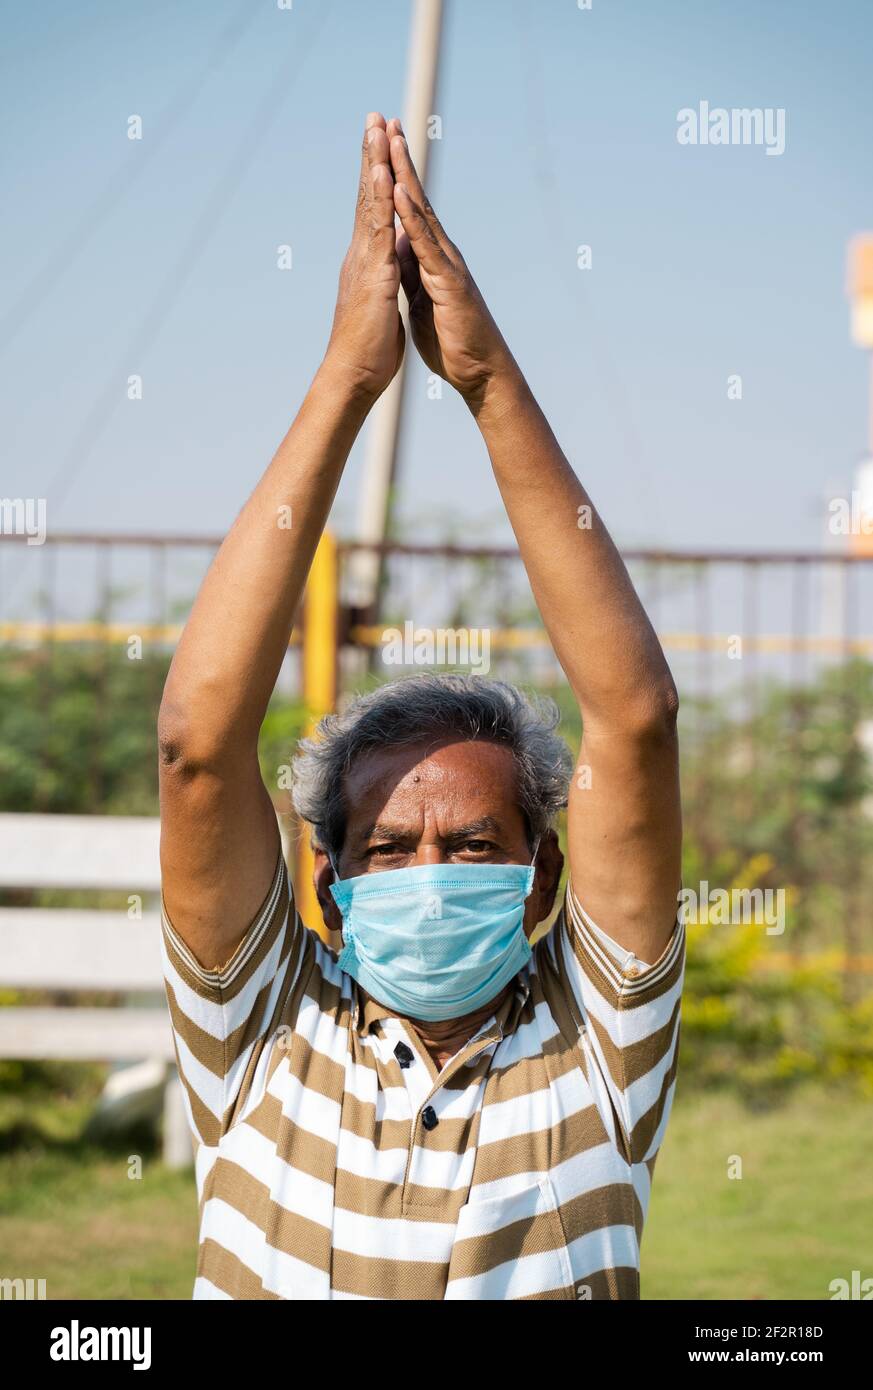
[352, 985, 395, 1036]
[351, 968, 531, 1038]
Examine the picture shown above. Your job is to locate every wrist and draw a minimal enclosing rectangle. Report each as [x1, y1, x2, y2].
[465, 357, 530, 432]
[313, 354, 384, 419]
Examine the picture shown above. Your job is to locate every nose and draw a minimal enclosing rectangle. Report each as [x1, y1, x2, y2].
[413, 842, 447, 867]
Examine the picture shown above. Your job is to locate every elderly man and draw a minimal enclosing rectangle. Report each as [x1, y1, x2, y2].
[158, 114, 683, 1301]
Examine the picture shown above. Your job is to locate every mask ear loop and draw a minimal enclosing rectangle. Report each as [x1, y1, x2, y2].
[326, 849, 354, 948]
[522, 835, 541, 900]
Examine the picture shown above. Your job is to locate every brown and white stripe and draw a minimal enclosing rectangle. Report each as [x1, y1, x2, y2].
[160, 850, 685, 1300]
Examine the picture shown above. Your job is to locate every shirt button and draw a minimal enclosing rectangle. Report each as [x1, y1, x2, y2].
[394, 1041, 414, 1068]
[421, 1105, 438, 1131]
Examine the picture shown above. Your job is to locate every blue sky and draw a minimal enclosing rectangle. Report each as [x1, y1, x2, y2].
[3, 0, 873, 550]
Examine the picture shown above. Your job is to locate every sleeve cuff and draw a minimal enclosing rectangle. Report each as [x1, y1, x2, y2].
[565, 876, 685, 1003]
[160, 847, 289, 997]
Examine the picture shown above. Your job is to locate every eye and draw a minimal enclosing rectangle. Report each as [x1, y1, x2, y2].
[458, 840, 495, 855]
[368, 842, 404, 858]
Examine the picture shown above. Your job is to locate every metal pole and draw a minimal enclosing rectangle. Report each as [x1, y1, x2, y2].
[350, 0, 445, 614]
[295, 531, 339, 937]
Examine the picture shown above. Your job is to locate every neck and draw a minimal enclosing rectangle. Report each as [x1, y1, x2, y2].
[360, 983, 513, 1069]
[406, 985, 512, 1066]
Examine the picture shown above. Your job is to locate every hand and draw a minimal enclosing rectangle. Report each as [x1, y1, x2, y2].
[386, 118, 515, 407]
[324, 113, 405, 400]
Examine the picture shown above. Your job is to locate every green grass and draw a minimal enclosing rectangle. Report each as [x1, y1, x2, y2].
[643, 1085, 872, 1299]
[0, 1084, 868, 1299]
[0, 1145, 197, 1299]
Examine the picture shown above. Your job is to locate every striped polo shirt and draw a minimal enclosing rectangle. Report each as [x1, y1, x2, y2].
[160, 849, 685, 1300]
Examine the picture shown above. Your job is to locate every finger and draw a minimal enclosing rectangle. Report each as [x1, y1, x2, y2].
[396, 229, 421, 303]
[366, 126, 396, 263]
[388, 129, 452, 252]
[355, 112, 386, 229]
[393, 182, 452, 277]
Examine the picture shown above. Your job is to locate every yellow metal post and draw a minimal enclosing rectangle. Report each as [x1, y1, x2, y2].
[296, 531, 339, 937]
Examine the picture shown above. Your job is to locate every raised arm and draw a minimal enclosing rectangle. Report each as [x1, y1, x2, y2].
[158, 114, 404, 968]
[387, 122, 680, 963]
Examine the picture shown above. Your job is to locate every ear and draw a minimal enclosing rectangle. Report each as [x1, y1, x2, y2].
[523, 829, 564, 936]
[314, 847, 343, 938]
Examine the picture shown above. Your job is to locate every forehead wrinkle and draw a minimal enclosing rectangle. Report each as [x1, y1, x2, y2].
[356, 817, 420, 843]
[355, 813, 507, 846]
[445, 815, 504, 837]
[343, 739, 524, 848]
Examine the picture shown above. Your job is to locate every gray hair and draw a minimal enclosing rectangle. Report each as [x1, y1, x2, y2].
[290, 673, 574, 862]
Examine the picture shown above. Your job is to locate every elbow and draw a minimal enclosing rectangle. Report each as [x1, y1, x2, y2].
[633, 678, 680, 741]
[577, 678, 679, 746]
[605, 676, 679, 744]
[657, 677, 680, 727]
[158, 662, 189, 765]
[158, 687, 255, 778]
[157, 691, 220, 777]
[157, 702, 199, 774]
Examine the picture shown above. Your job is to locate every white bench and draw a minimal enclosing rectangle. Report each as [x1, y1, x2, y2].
[0, 813, 189, 1167]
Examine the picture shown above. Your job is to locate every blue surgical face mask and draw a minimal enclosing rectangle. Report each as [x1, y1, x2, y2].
[328, 846, 539, 1023]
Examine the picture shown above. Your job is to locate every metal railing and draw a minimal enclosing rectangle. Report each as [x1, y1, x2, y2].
[1, 531, 871, 985]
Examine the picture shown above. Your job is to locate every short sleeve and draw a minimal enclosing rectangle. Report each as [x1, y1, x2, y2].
[550, 877, 685, 1167]
[159, 847, 309, 1147]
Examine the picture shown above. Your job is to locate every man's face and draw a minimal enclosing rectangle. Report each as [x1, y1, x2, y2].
[314, 738, 563, 938]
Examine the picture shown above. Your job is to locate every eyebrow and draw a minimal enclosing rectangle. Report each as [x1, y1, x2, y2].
[358, 816, 504, 844]
[445, 817, 504, 841]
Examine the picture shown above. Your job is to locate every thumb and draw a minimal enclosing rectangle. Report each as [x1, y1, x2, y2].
[396, 230, 421, 304]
